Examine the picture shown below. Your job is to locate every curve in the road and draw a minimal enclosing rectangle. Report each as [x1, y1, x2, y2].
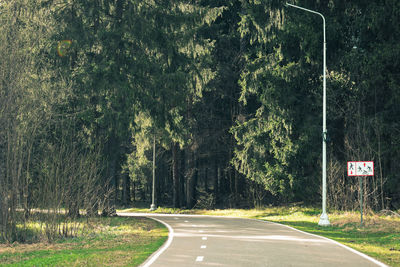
[118, 213, 388, 267]
[140, 216, 175, 267]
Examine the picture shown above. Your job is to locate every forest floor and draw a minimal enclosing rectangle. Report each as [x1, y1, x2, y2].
[0, 216, 167, 266]
[120, 205, 400, 267]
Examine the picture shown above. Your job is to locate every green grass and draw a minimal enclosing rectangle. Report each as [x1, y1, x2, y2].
[0, 216, 168, 267]
[119, 206, 400, 267]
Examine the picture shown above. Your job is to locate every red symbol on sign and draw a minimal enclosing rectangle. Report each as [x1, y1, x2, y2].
[347, 161, 374, 176]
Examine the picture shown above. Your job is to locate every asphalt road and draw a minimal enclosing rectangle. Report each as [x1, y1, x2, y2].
[118, 213, 387, 267]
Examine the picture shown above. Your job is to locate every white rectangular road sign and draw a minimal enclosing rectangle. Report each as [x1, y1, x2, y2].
[347, 161, 374, 176]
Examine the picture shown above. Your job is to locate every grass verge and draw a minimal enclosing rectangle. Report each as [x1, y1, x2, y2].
[119, 206, 400, 267]
[0, 216, 168, 267]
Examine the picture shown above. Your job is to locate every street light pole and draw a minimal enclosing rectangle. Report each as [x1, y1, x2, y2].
[150, 135, 157, 211]
[285, 3, 330, 226]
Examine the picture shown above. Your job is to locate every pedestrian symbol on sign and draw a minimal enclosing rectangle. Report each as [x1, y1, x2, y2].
[347, 161, 374, 176]
[347, 161, 374, 227]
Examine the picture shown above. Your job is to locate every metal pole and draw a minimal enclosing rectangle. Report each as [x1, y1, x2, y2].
[359, 177, 363, 226]
[286, 3, 330, 226]
[150, 135, 157, 211]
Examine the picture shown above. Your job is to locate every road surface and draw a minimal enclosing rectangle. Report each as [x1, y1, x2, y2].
[118, 213, 387, 267]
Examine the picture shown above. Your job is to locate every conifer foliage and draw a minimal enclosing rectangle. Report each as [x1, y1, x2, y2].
[1, 0, 400, 242]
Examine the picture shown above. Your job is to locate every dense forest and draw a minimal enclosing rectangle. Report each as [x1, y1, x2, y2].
[1, 0, 399, 242]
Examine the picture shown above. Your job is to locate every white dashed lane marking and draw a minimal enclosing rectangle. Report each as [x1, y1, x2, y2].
[118, 213, 389, 267]
[196, 256, 204, 262]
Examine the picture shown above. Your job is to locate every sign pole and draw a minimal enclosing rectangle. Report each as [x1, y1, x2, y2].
[347, 161, 373, 226]
[359, 176, 363, 226]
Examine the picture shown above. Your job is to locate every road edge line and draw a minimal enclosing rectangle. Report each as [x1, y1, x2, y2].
[140, 216, 174, 267]
[256, 219, 388, 267]
[117, 213, 174, 267]
[118, 212, 388, 267]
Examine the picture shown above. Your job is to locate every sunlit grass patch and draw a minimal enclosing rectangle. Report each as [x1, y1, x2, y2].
[249, 207, 399, 267]
[0, 216, 168, 267]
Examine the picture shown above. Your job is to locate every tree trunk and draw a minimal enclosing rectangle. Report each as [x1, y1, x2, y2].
[132, 180, 136, 202]
[172, 142, 180, 208]
[122, 172, 131, 206]
[193, 156, 199, 206]
[102, 137, 117, 216]
[186, 150, 197, 209]
[180, 149, 186, 207]
[157, 156, 164, 206]
[213, 160, 219, 207]
[68, 202, 80, 218]
[234, 169, 239, 206]
[204, 167, 209, 193]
